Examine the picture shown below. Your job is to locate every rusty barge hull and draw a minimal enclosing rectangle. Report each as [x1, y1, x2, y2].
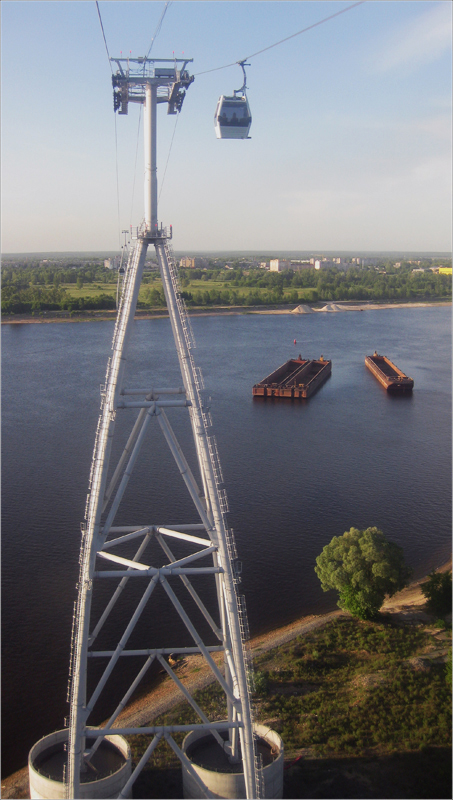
[253, 357, 331, 399]
[365, 353, 414, 393]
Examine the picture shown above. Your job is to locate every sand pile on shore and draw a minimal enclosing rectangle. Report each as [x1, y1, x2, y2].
[319, 303, 346, 312]
[291, 304, 313, 314]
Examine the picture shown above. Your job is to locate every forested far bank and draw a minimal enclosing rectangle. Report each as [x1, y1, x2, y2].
[177, 264, 451, 307]
[1, 261, 451, 315]
[1, 260, 120, 314]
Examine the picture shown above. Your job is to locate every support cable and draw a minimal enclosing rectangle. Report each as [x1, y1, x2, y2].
[129, 105, 143, 229]
[145, 1, 172, 60]
[114, 115, 122, 249]
[95, 1, 121, 247]
[95, 0, 113, 74]
[159, 111, 180, 201]
[194, 0, 365, 76]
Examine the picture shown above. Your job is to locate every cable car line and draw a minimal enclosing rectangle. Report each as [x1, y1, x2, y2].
[95, 1, 122, 244]
[241, 0, 365, 62]
[129, 105, 143, 229]
[95, 1, 113, 74]
[114, 116, 122, 248]
[194, 0, 365, 76]
[145, 1, 172, 60]
[97, 1, 366, 201]
[159, 111, 180, 200]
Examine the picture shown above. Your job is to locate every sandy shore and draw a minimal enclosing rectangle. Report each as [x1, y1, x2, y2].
[1, 300, 450, 325]
[274, 301, 451, 314]
[2, 558, 450, 798]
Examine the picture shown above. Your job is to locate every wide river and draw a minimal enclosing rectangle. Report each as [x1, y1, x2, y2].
[2, 306, 451, 775]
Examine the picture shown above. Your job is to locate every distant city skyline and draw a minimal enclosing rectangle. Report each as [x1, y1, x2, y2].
[2, 1, 452, 253]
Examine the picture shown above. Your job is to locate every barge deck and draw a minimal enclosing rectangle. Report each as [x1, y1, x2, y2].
[253, 356, 331, 399]
[365, 351, 414, 393]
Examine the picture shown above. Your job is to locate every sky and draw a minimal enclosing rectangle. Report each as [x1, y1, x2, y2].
[1, 0, 452, 254]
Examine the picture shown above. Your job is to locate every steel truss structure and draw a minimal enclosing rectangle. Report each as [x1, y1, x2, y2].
[66, 59, 261, 799]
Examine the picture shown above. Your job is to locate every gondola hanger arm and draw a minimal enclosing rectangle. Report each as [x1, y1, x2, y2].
[234, 61, 250, 97]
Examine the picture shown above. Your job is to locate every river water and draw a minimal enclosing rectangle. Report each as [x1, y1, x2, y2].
[2, 306, 451, 775]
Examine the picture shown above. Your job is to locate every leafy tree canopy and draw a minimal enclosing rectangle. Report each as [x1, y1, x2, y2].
[315, 527, 412, 620]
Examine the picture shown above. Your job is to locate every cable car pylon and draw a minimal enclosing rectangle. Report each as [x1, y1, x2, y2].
[66, 57, 262, 799]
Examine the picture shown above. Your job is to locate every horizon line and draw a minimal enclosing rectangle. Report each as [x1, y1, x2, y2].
[2, 249, 452, 258]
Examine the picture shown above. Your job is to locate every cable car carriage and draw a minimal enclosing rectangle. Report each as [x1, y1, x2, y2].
[214, 61, 251, 140]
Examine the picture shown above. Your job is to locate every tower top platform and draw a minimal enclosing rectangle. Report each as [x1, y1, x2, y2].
[111, 56, 194, 114]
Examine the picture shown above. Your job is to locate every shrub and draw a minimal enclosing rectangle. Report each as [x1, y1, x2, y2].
[446, 650, 452, 686]
[253, 670, 269, 696]
[421, 571, 452, 617]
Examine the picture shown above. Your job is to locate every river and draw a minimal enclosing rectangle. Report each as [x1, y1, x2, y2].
[1, 306, 451, 775]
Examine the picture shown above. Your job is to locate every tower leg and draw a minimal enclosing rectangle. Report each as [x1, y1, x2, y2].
[67, 238, 148, 799]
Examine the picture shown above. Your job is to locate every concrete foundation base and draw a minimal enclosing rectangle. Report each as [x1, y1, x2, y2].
[28, 728, 131, 799]
[182, 724, 284, 799]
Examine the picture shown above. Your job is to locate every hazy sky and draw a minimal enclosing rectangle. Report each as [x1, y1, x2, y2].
[2, 1, 452, 253]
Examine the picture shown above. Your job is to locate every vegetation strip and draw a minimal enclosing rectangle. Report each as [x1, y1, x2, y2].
[125, 612, 451, 798]
[2, 575, 451, 798]
[2, 257, 451, 316]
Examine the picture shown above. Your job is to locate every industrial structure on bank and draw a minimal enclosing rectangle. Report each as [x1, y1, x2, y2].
[28, 56, 283, 800]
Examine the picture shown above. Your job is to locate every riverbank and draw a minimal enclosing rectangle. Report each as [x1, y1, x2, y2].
[2, 558, 450, 799]
[1, 300, 451, 325]
[102, 557, 453, 732]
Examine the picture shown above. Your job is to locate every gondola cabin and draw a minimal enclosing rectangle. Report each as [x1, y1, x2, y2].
[214, 94, 252, 139]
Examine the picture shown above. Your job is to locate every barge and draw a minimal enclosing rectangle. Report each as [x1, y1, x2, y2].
[253, 356, 331, 399]
[365, 351, 414, 393]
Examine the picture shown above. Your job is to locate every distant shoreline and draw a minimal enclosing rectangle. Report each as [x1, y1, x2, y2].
[1, 300, 451, 325]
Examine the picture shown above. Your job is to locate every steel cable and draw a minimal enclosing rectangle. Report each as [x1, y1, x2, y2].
[159, 111, 180, 201]
[129, 105, 143, 229]
[95, 0, 113, 73]
[95, 1, 122, 246]
[194, 1, 365, 76]
[145, 1, 172, 60]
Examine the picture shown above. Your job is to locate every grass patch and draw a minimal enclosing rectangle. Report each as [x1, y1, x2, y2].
[253, 617, 451, 757]
[60, 283, 117, 299]
[125, 617, 451, 797]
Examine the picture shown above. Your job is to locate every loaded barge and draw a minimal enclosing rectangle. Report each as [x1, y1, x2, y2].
[365, 351, 414, 393]
[253, 356, 331, 399]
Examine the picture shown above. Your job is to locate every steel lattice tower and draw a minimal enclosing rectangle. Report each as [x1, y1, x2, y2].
[66, 58, 261, 799]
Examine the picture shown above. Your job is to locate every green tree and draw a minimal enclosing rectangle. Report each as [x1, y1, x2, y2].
[145, 287, 166, 307]
[315, 527, 412, 620]
[420, 570, 452, 617]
